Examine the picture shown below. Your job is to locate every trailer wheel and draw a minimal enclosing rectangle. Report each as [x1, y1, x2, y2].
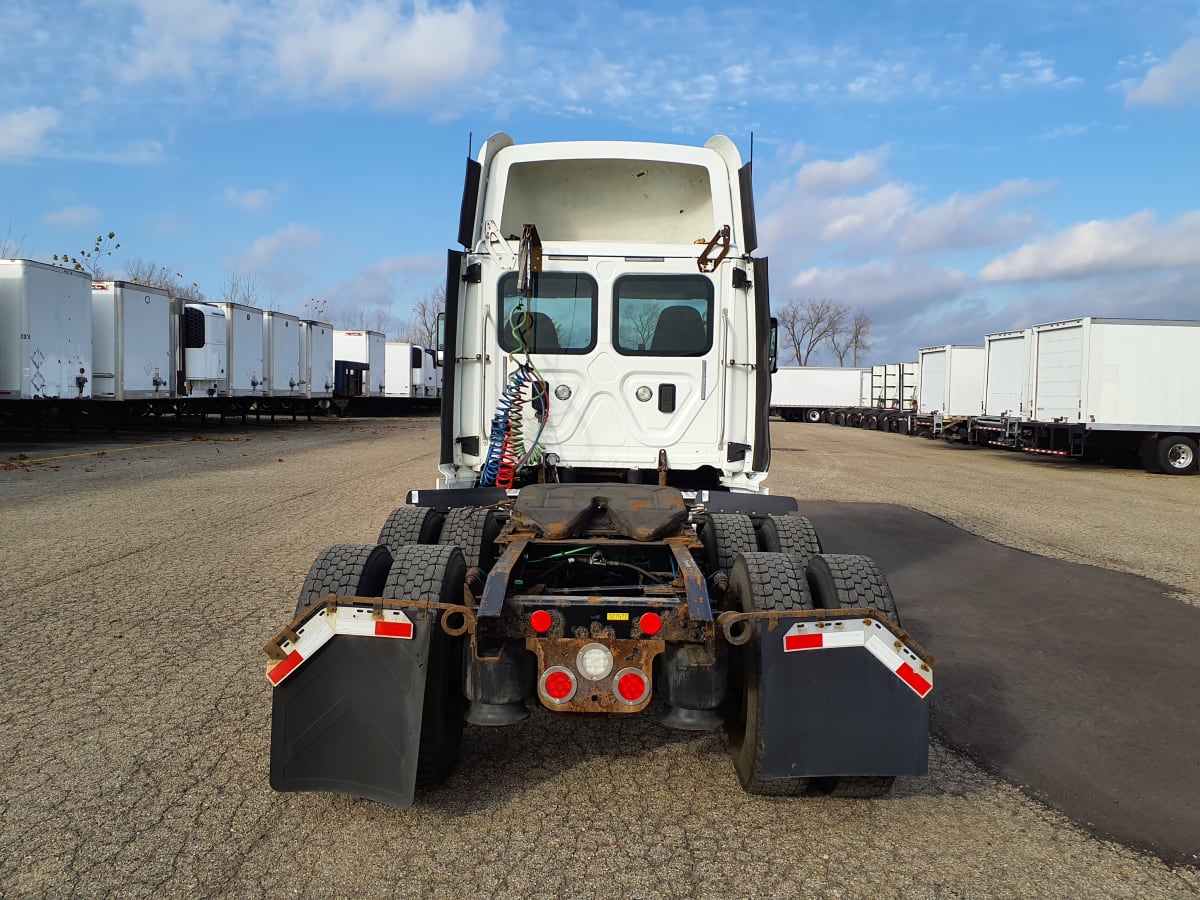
[383, 544, 469, 789]
[805, 553, 901, 799]
[757, 515, 822, 565]
[1156, 435, 1198, 475]
[699, 513, 758, 580]
[295, 543, 393, 618]
[863, 414, 879, 431]
[725, 552, 814, 796]
[378, 506, 442, 554]
[804, 408, 823, 424]
[439, 506, 502, 569]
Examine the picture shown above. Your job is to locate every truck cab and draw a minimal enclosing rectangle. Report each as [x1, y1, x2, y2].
[440, 134, 774, 494]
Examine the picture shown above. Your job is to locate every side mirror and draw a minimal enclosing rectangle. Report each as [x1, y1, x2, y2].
[435, 312, 445, 367]
[768, 317, 779, 374]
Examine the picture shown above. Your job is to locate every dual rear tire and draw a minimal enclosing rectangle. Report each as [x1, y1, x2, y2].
[294, 538, 471, 791]
[723, 544, 902, 799]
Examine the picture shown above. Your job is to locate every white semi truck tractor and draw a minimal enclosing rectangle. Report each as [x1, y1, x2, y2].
[264, 134, 934, 808]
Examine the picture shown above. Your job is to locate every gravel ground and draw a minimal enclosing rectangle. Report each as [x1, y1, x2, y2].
[0, 417, 1197, 898]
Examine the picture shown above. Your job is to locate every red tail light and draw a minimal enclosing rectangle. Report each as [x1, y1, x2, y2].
[614, 668, 650, 705]
[638, 612, 662, 636]
[541, 666, 576, 703]
[530, 609, 553, 634]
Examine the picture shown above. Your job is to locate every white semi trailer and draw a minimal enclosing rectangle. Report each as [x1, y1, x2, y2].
[89, 281, 173, 401]
[910, 344, 984, 439]
[966, 329, 1035, 448]
[384, 342, 426, 398]
[299, 320, 334, 399]
[333, 330, 386, 397]
[0, 260, 93, 399]
[1014, 317, 1200, 474]
[263, 311, 303, 398]
[770, 366, 870, 422]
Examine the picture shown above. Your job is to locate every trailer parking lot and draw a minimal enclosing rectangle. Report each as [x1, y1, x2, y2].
[1, 418, 1197, 897]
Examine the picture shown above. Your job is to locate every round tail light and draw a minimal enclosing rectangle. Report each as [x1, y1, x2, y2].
[541, 666, 576, 704]
[576, 643, 614, 680]
[614, 668, 650, 705]
[638, 612, 662, 636]
[529, 609, 553, 634]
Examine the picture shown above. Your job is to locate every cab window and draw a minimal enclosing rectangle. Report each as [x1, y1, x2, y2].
[498, 272, 597, 354]
[613, 275, 713, 356]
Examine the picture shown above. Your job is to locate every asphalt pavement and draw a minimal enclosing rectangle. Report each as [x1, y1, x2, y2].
[804, 501, 1200, 866]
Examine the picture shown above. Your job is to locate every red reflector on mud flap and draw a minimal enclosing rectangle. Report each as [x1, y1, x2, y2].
[375, 620, 413, 638]
[781, 619, 933, 698]
[267, 650, 303, 686]
[784, 632, 823, 651]
[895, 661, 932, 698]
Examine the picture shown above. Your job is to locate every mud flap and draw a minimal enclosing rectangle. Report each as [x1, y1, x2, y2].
[756, 622, 929, 778]
[269, 623, 433, 808]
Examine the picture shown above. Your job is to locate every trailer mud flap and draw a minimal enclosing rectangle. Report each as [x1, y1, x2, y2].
[269, 625, 433, 808]
[756, 619, 929, 778]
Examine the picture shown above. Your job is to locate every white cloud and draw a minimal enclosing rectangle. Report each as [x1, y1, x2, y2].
[234, 223, 324, 273]
[42, 205, 101, 228]
[0, 107, 60, 160]
[121, 0, 240, 83]
[1126, 37, 1200, 106]
[999, 51, 1081, 90]
[794, 150, 887, 194]
[224, 187, 276, 211]
[980, 210, 1200, 282]
[762, 150, 1044, 258]
[272, 2, 508, 104]
[899, 179, 1050, 253]
[1038, 123, 1090, 140]
[790, 260, 971, 310]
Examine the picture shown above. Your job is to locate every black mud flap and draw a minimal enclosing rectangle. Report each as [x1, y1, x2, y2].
[756, 622, 929, 778]
[270, 624, 433, 808]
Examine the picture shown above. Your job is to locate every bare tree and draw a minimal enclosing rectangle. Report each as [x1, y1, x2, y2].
[53, 231, 121, 279]
[370, 307, 393, 336]
[619, 303, 661, 350]
[848, 307, 872, 366]
[339, 305, 370, 329]
[220, 268, 264, 307]
[776, 298, 848, 365]
[124, 257, 204, 300]
[829, 305, 872, 366]
[1, 224, 23, 257]
[398, 287, 445, 347]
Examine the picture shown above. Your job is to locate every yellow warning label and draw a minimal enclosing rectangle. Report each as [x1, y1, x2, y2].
[607, 612, 630, 621]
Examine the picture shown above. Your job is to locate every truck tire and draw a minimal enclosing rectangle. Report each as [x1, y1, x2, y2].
[295, 544, 393, 618]
[377, 506, 441, 554]
[805, 408, 823, 424]
[383, 544, 469, 789]
[804, 553, 901, 798]
[725, 552, 814, 795]
[439, 506, 502, 569]
[863, 414, 879, 431]
[757, 514, 822, 565]
[1156, 435, 1198, 475]
[699, 513, 758, 577]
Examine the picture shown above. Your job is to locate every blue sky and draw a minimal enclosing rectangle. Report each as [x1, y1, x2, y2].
[2, 0, 1198, 365]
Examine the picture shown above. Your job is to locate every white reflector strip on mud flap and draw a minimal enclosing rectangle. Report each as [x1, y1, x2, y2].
[782, 619, 933, 698]
[266, 605, 414, 686]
